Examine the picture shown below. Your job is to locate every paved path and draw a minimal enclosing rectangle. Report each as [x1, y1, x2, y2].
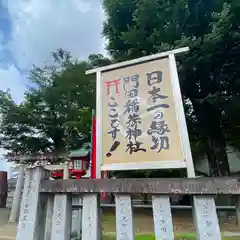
[0, 208, 16, 240]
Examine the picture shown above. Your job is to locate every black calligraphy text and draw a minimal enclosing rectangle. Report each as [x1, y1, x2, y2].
[106, 96, 120, 157]
[123, 74, 146, 154]
[146, 71, 170, 152]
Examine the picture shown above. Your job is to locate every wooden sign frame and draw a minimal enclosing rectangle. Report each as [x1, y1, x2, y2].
[86, 47, 195, 177]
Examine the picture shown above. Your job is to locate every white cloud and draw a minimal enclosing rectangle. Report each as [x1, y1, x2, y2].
[0, 0, 105, 104]
[0, 65, 26, 103]
[6, 0, 105, 70]
[0, 1, 105, 162]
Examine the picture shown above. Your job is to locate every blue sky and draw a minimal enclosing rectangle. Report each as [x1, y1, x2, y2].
[0, 0, 106, 171]
[0, 0, 105, 104]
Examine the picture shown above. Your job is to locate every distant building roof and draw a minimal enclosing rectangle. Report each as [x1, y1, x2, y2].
[68, 147, 90, 158]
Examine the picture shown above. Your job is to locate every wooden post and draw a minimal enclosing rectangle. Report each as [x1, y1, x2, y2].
[16, 166, 48, 240]
[0, 171, 7, 208]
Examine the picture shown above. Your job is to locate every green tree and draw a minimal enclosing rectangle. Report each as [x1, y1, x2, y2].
[0, 50, 99, 159]
[88, 53, 112, 68]
[103, 0, 240, 176]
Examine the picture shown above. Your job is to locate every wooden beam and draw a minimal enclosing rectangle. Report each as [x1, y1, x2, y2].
[85, 47, 189, 74]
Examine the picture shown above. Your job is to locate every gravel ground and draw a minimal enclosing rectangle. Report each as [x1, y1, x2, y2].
[0, 208, 16, 240]
[102, 209, 240, 234]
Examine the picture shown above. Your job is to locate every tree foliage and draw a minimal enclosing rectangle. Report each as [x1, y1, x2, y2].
[0, 0, 239, 177]
[103, 0, 240, 176]
[0, 50, 112, 159]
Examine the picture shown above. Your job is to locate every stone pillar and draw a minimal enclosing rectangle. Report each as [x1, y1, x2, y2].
[82, 193, 101, 240]
[63, 160, 69, 180]
[43, 193, 54, 240]
[51, 160, 72, 240]
[51, 194, 72, 240]
[9, 164, 25, 222]
[72, 196, 82, 239]
[236, 197, 240, 227]
[16, 166, 48, 240]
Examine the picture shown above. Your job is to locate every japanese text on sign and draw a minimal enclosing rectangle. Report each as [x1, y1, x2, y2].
[101, 58, 184, 168]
